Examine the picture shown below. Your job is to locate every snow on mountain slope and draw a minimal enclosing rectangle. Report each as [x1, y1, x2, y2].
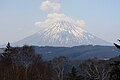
[13, 13, 111, 47]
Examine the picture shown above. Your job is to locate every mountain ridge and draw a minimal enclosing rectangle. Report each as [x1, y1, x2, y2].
[34, 45, 119, 60]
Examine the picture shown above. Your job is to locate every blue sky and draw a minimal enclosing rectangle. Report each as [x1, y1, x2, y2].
[0, 0, 120, 44]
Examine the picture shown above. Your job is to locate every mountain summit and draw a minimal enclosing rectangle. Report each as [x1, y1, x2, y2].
[14, 13, 110, 47]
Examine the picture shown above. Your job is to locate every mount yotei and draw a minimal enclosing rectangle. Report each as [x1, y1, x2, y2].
[13, 14, 110, 47]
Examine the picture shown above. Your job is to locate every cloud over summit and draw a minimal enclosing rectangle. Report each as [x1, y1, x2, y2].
[40, 0, 61, 12]
[36, 0, 85, 29]
[35, 13, 85, 28]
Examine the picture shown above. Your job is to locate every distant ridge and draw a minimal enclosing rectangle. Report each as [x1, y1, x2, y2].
[34, 45, 118, 60]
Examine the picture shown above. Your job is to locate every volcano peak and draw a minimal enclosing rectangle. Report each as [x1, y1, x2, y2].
[13, 18, 110, 47]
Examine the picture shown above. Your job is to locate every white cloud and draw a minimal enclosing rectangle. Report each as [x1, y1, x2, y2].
[76, 20, 85, 27]
[40, 0, 61, 12]
[36, 0, 85, 29]
[35, 13, 85, 28]
[35, 22, 43, 27]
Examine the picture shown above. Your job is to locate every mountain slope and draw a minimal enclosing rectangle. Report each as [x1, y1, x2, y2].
[13, 20, 110, 47]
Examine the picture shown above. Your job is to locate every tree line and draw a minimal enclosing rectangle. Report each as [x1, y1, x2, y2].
[0, 43, 120, 80]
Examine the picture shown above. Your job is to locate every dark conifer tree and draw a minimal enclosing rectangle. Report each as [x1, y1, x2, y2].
[5, 42, 12, 54]
[110, 39, 120, 80]
[67, 66, 83, 80]
[114, 39, 120, 49]
[70, 66, 78, 79]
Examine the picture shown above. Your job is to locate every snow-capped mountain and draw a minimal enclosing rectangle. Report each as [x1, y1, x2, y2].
[13, 19, 110, 47]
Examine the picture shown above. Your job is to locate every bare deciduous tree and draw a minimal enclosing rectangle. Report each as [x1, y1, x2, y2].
[80, 60, 110, 80]
[52, 56, 67, 80]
